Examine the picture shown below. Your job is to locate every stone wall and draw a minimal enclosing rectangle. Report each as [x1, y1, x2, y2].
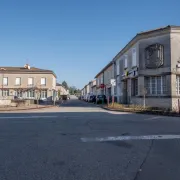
[131, 97, 172, 109]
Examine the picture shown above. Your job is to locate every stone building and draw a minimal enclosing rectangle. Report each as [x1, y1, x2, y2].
[113, 25, 180, 110]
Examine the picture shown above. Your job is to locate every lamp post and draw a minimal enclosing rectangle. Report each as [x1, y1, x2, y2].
[0, 68, 6, 99]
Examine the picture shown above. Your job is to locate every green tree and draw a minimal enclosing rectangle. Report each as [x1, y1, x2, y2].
[62, 81, 69, 90]
[58, 89, 61, 97]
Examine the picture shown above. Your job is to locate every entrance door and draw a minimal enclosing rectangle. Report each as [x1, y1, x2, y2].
[123, 81, 128, 104]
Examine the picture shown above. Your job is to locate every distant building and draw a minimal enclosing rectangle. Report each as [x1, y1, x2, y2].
[56, 83, 69, 96]
[94, 25, 180, 110]
[0, 64, 57, 101]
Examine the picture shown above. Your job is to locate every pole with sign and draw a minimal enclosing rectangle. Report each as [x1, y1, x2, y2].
[111, 79, 116, 107]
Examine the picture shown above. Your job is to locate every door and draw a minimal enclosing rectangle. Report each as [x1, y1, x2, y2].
[123, 80, 128, 104]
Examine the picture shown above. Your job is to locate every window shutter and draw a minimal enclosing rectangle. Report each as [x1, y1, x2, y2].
[132, 48, 136, 67]
[116, 60, 119, 75]
[124, 55, 128, 68]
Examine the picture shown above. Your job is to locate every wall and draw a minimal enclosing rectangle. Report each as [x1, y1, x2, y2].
[131, 97, 172, 109]
[115, 41, 139, 103]
[138, 34, 171, 74]
[0, 73, 55, 90]
[0, 99, 11, 106]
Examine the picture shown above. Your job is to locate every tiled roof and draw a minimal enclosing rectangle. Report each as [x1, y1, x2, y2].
[0, 66, 56, 77]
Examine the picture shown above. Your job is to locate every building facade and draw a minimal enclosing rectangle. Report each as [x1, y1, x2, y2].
[95, 71, 104, 95]
[0, 64, 57, 101]
[113, 26, 180, 110]
[95, 61, 115, 98]
[56, 83, 69, 97]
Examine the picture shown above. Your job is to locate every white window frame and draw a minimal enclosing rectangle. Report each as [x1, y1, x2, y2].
[15, 90, 22, 97]
[2, 90, 9, 96]
[28, 77, 34, 86]
[146, 76, 166, 95]
[3, 77, 8, 86]
[41, 77, 46, 86]
[124, 55, 128, 68]
[132, 48, 137, 67]
[40, 90, 47, 99]
[27, 90, 35, 98]
[176, 76, 180, 95]
[101, 75, 103, 84]
[15, 77, 21, 85]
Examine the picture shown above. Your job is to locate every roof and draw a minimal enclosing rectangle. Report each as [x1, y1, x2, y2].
[95, 61, 113, 78]
[94, 25, 180, 79]
[0, 66, 57, 77]
[56, 83, 62, 86]
[112, 25, 180, 61]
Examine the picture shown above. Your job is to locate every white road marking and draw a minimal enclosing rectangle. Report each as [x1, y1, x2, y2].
[81, 135, 180, 142]
[144, 116, 163, 120]
[0, 115, 58, 119]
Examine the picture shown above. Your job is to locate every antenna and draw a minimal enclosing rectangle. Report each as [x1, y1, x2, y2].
[26, 58, 29, 65]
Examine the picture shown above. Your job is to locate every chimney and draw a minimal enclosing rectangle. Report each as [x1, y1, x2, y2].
[24, 64, 30, 69]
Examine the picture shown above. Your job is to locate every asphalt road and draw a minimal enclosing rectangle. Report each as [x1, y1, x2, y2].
[0, 97, 180, 180]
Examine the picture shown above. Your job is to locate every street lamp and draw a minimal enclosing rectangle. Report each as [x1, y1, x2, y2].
[0, 68, 6, 99]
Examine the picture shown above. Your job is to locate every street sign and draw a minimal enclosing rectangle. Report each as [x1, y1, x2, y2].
[111, 79, 116, 86]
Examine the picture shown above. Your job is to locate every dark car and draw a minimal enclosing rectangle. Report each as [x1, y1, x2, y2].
[88, 95, 95, 102]
[96, 95, 107, 104]
[92, 95, 96, 103]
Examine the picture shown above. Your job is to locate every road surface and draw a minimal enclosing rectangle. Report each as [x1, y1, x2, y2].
[0, 97, 180, 180]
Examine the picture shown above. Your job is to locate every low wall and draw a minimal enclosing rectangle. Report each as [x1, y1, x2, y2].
[0, 99, 11, 106]
[131, 97, 172, 109]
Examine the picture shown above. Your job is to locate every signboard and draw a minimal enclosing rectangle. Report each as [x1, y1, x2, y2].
[111, 79, 116, 86]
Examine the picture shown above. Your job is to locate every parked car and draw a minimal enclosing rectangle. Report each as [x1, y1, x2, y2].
[88, 95, 95, 102]
[96, 95, 107, 104]
[92, 95, 97, 103]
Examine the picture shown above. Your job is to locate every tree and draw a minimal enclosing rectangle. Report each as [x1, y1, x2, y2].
[62, 81, 69, 90]
[58, 89, 61, 97]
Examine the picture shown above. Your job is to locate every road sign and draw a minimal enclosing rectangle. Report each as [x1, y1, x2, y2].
[111, 79, 116, 86]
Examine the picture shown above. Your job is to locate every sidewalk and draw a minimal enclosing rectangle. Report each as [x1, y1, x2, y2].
[99, 104, 180, 117]
[0, 104, 55, 112]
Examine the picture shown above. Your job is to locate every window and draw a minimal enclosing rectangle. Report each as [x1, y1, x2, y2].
[131, 78, 138, 96]
[176, 76, 180, 95]
[132, 48, 136, 67]
[41, 90, 47, 99]
[41, 78, 46, 86]
[15, 90, 22, 97]
[145, 76, 166, 95]
[2, 90, 9, 96]
[124, 55, 128, 68]
[101, 75, 103, 84]
[28, 78, 34, 85]
[3, 77, 8, 86]
[27, 90, 35, 98]
[15, 77, 21, 85]
[116, 60, 119, 75]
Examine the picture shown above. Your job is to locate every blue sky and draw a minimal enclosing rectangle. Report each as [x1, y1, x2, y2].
[0, 0, 179, 88]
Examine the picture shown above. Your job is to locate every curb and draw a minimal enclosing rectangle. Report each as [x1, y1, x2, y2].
[99, 106, 180, 117]
[0, 105, 56, 112]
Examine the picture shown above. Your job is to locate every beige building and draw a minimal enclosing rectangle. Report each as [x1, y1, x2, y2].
[0, 64, 57, 101]
[95, 61, 114, 97]
[113, 25, 180, 110]
[56, 83, 69, 96]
